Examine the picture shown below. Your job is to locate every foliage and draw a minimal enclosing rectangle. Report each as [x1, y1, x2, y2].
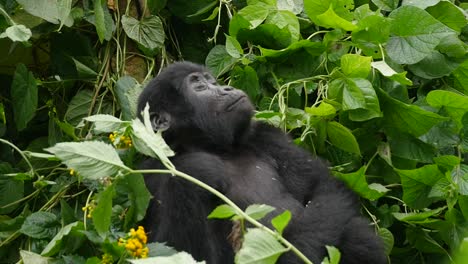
[0, 0, 468, 263]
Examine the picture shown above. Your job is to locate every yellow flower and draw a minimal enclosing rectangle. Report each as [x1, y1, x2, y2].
[69, 169, 75, 175]
[119, 226, 149, 259]
[101, 253, 113, 264]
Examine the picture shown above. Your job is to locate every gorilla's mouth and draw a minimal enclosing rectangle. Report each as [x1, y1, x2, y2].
[226, 96, 247, 111]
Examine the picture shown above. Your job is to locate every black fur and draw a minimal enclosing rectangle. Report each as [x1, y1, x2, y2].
[138, 62, 386, 264]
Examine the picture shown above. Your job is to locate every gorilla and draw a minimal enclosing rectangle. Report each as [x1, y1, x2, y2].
[138, 61, 386, 264]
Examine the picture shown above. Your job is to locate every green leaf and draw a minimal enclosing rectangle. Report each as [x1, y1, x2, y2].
[245, 204, 276, 220]
[396, 165, 445, 209]
[304, 0, 354, 27]
[208, 204, 237, 219]
[271, 210, 291, 235]
[316, 5, 357, 31]
[20, 212, 59, 239]
[393, 207, 445, 224]
[45, 141, 131, 180]
[0, 175, 24, 214]
[94, 0, 112, 42]
[352, 15, 391, 57]
[65, 89, 93, 126]
[0, 25, 32, 42]
[11, 63, 37, 131]
[328, 78, 366, 111]
[20, 250, 53, 264]
[122, 15, 165, 50]
[277, 0, 303, 14]
[371, 0, 399, 11]
[401, 0, 441, 10]
[237, 4, 270, 29]
[378, 228, 394, 255]
[120, 174, 152, 227]
[379, 89, 447, 137]
[72, 58, 98, 79]
[84, 114, 130, 134]
[230, 65, 259, 101]
[371, 61, 412, 85]
[187, 1, 217, 18]
[128, 252, 205, 264]
[131, 104, 175, 164]
[235, 228, 288, 263]
[321, 246, 341, 264]
[453, 59, 468, 94]
[41, 221, 84, 256]
[93, 184, 115, 237]
[426, 1, 467, 32]
[386, 5, 454, 64]
[225, 34, 243, 58]
[388, 133, 436, 163]
[334, 167, 388, 200]
[408, 51, 460, 79]
[306, 102, 336, 117]
[115, 76, 143, 120]
[205, 45, 237, 77]
[347, 79, 382, 121]
[341, 54, 372, 78]
[326, 121, 361, 155]
[426, 90, 468, 128]
[57, 0, 72, 30]
[16, 0, 60, 24]
[265, 10, 300, 42]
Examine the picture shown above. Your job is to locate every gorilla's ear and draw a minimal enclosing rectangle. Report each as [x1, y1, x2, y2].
[150, 112, 171, 131]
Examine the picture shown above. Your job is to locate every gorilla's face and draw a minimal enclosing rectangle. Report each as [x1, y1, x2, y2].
[139, 62, 255, 148]
[182, 71, 253, 115]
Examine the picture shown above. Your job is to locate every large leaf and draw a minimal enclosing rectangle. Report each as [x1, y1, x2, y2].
[93, 184, 115, 237]
[41, 221, 84, 256]
[426, 90, 468, 128]
[115, 76, 144, 120]
[122, 15, 165, 50]
[326, 121, 361, 155]
[304, 0, 354, 27]
[20, 212, 59, 239]
[16, 0, 72, 26]
[386, 5, 454, 64]
[235, 228, 288, 264]
[205, 45, 237, 77]
[120, 173, 152, 227]
[396, 165, 445, 209]
[20, 251, 52, 264]
[379, 89, 446, 137]
[0, 175, 24, 214]
[45, 141, 131, 180]
[64, 89, 94, 126]
[10, 64, 37, 131]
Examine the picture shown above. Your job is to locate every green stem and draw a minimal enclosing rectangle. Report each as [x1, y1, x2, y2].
[131, 168, 313, 264]
[0, 138, 36, 177]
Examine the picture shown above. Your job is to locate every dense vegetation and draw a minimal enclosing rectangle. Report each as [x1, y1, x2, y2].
[1, 0, 468, 263]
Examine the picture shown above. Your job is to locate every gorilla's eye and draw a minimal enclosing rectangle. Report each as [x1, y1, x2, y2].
[204, 73, 217, 84]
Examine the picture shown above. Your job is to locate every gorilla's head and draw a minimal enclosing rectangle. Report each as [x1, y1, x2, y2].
[137, 62, 255, 151]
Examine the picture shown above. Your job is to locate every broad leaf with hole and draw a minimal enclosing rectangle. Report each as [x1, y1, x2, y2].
[45, 141, 130, 180]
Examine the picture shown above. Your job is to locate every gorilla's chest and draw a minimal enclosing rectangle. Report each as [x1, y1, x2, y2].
[224, 155, 288, 206]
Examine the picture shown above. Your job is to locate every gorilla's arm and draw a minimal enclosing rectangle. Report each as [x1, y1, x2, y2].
[140, 154, 233, 263]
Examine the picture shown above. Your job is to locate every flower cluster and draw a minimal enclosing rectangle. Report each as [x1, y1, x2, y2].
[101, 253, 113, 264]
[109, 132, 132, 148]
[118, 226, 149, 259]
[81, 200, 96, 218]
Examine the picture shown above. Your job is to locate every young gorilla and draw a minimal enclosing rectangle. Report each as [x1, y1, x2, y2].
[138, 62, 386, 264]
